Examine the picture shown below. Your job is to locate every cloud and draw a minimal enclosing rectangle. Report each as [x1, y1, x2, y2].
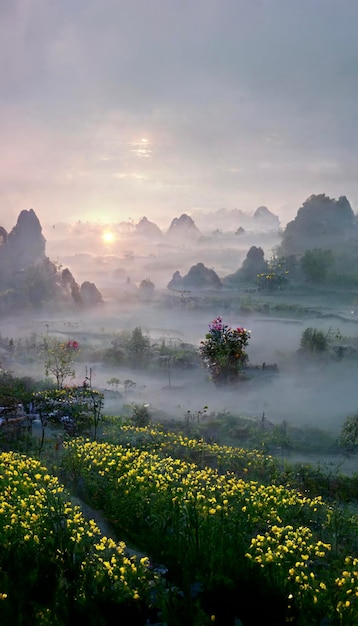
[1, 0, 358, 229]
[130, 139, 152, 159]
[113, 172, 150, 181]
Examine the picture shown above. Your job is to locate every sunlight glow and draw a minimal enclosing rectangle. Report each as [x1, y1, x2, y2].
[102, 231, 115, 244]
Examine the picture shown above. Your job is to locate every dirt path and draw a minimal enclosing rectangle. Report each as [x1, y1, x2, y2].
[70, 494, 146, 559]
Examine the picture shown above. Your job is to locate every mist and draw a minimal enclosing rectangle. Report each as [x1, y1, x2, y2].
[4, 214, 358, 450]
[43, 217, 281, 291]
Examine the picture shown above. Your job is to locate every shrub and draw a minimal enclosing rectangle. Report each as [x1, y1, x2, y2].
[129, 403, 151, 427]
[199, 317, 250, 385]
[300, 327, 328, 353]
[339, 414, 358, 453]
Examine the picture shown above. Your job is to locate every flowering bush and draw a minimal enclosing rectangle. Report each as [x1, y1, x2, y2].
[199, 317, 250, 384]
[33, 386, 104, 439]
[256, 256, 289, 291]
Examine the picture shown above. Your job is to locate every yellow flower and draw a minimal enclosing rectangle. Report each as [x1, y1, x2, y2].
[319, 582, 327, 590]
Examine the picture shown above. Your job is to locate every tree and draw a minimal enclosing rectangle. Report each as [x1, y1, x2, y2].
[43, 337, 80, 389]
[301, 249, 334, 284]
[0, 367, 37, 418]
[126, 327, 150, 367]
[199, 317, 250, 385]
[123, 379, 136, 394]
[300, 328, 328, 353]
[339, 414, 358, 453]
[106, 327, 150, 368]
[107, 377, 121, 391]
[257, 256, 289, 291]
[129, 403, 151, 427]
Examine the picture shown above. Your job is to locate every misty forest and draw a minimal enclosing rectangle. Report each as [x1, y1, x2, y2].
[2, 194, 358, 626]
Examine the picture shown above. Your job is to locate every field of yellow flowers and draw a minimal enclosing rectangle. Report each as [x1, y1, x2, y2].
[60, 427, 358, 626]
[1, 423, 358, 625]
[0, 451, 158, 625]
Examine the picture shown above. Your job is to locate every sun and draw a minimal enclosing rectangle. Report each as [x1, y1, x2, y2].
[102, 231, 115, 244]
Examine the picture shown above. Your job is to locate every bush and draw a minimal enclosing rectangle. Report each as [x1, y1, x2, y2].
[339, 414, 358, 453]
[129, 403, 151, 427]
[199, 317, 250, 385]
[300, 327, 328, 353]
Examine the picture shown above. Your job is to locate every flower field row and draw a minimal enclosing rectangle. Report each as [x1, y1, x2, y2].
[101, 422, 358, 504]
[0, 451, 157, 625]
[62, 437, 358, 625]
[102, 422, 279, 481]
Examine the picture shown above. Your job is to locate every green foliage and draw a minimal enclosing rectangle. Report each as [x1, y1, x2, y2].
[299, 326, 344, 357]
[106, 377, 121, 390]
[339, 414, 358, 453]
[123, 379, 136, 394]
[157, 339, 199, 369]
[105, 328, 199, 373]
[301, 248, 334, 283]
[0, 367, 38, 415]
[127, 327, 150, 366]
[300, 327, 328, 353]
[259, 419, 293, 453]
[199, 317, 250, 384]
[105, 327, 150, 367]
[128, 403, 151, 427]
[257, 256, 289, 291]
[329, 244, 358, 287]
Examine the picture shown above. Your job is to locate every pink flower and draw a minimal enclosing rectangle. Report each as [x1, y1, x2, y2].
[209, 316, 224, 332]
[67, 340, 79, 351]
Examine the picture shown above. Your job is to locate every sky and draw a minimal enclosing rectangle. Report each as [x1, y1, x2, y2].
[1, 0, 358, 231]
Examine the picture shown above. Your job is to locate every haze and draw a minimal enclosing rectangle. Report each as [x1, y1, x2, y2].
[3, 216, 358, 460]
[2, 0, 358, 230]
[2, 1, 358, 472]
